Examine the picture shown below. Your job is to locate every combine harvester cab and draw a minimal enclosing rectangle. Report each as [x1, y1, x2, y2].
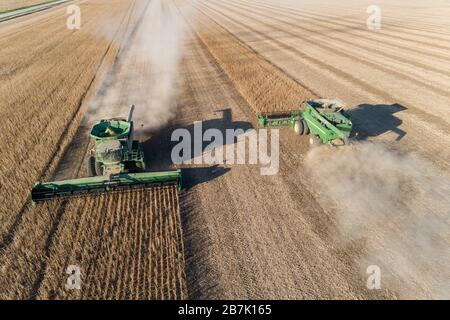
[31, 105, 182, 204]
[88, 105, 144, 176]
[257, 99, 352, 146]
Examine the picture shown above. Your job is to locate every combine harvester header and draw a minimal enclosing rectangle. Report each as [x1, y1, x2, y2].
[32, 105, 181, 203]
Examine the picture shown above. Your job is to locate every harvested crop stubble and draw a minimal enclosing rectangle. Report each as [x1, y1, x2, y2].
[0, 187, 187, 300]
[0, 0, 133, 244]
[195, 0, 450, 168]
[186, 5, 316, 114]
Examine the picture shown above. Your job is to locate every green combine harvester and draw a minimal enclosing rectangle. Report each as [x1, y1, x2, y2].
[257, 99, 352, 146]
[31, 105, 182, 203]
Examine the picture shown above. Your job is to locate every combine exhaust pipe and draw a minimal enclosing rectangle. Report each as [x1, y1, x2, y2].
[127, 104, 135, 122]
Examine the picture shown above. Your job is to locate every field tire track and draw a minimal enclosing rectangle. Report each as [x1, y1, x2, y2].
[228, 0, 450, 79]
[245, 0, 450, 50]
[196, 2, 450, 133]
[204, 0, 450, 99]
[238, 0, 450, 61]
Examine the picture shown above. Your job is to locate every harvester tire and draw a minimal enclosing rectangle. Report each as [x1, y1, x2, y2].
[302, 120, 310, 135]
[87, 156, 97, 177]
[95, 161, 104, 176]
[294, 120, 303, 135]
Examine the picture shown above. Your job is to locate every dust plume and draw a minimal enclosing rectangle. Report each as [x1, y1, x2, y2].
[305, 142, 450, 299]
[87, 0, 192, 130]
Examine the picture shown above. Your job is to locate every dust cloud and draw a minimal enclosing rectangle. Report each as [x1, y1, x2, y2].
[87, 0, 191, 130]
[305, 142, 450, 299]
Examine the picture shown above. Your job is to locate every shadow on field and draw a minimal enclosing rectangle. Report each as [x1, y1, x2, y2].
[141, 108, 253, 170]
[348, 103, 407, 141]
[182, 165, 230, 190]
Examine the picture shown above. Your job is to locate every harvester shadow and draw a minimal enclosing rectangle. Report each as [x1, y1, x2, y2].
[141, 108, 253, 170]
[182, 165, 231, 190]
[348, 103, 407, 141]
